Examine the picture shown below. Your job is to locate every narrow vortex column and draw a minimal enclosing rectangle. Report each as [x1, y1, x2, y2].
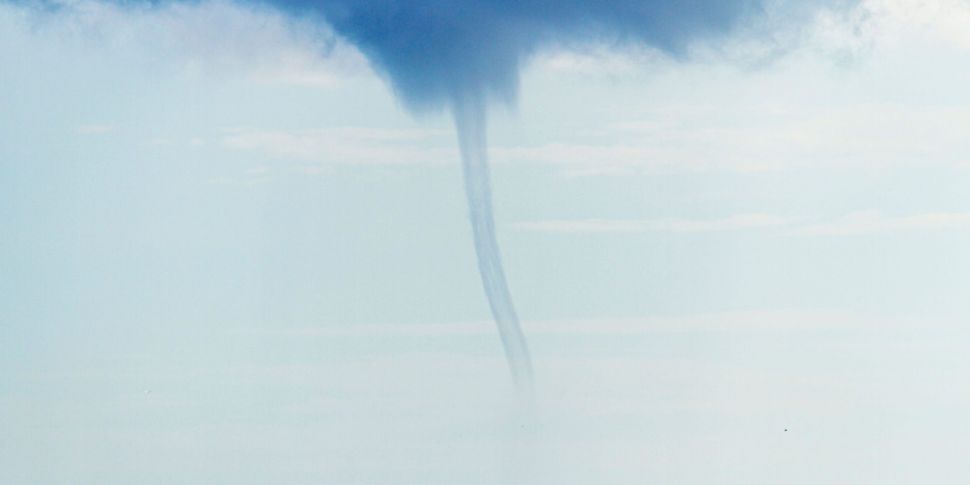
[451, 91, 535, 394]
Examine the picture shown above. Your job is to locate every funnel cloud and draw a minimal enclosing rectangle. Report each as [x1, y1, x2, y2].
[452, 88, 533, 392]
[274, 0, 776, 390]
[15, 0, 854, 390]
[258, 0, 848, 390]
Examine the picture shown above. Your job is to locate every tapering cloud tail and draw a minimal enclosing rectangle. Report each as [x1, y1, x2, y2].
[451, 90, 534, 394]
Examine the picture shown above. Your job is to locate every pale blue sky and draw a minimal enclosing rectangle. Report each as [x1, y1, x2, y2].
[3, 1, 970, 483]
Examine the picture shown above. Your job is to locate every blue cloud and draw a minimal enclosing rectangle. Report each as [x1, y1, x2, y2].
[10, 0, 854, 109]
[264, 0, 843, 110]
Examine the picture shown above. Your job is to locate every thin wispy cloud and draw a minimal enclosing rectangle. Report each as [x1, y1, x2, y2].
[795, 211, 970, 236]
[220, 126, 453, 165]
[515, 214, 788, 234]
[493, 103, 970, 176]
[217, 102, 970, 173]
[230, 310, 931, 339]
[517, 212, 970, 236]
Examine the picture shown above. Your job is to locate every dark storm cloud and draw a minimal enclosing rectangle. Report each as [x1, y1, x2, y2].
[269, 0, 845, 109]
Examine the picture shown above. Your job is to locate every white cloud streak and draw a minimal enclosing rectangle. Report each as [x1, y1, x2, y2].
[230, 309, 933, 338]
[514, 214, 787, 234]
[795, 211, 970, 236]
[517, 212, 970, 236]
[220, 127, 453, 165]
[491, 103, 970, 175]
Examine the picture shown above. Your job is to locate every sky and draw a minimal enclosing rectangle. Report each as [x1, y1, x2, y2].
[3, 0, 970, 483]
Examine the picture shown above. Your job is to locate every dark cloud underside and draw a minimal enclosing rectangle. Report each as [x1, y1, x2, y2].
[270, 0, 768, 109]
